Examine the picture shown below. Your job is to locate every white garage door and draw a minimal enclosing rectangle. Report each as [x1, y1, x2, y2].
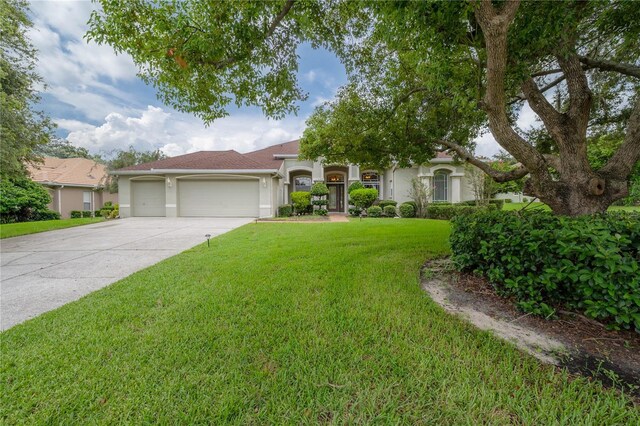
[179, 179, 259, 217]
[132, 180, 166, 217]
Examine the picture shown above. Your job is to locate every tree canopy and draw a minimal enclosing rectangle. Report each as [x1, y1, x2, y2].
[87, 0, 640, 215]
[0, 0, 54, 179]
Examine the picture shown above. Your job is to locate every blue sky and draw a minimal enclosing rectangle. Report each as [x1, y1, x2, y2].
[29, 1, 512, 158]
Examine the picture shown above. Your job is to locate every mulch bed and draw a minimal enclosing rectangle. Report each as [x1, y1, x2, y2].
[424, 259, 640, 398]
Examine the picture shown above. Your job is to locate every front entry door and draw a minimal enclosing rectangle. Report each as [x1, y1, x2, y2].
[327, 184, 345, 212]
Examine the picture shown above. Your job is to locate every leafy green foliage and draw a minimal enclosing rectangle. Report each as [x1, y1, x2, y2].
[32, 210, 60, 221]
[399, 203, 415, 218]
[349, 188, 378, 210]
[451, 211, 640, 330]
[0, 177, 51, 223]
[366, 205, 382, 217]
[347, 180, 364, 194]
[70, 211, 82, 219]
[34, 138, 92, 160]
[0, 0, 55, 179]
[377, 200, 397, 209]
[277, 204, 293, 217]
[382, 205, 396, 217]
[290, 191, 311, 215]
[426, 204, 495, 221]
[310, 182, 329, 196]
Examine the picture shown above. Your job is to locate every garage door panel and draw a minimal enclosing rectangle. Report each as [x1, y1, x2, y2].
[179, 179, 259, 217]
[132, 181, 166, 217]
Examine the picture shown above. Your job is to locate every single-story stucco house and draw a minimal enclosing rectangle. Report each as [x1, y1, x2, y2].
[28, 157, 118, 218]
[113, 140, 478, 218]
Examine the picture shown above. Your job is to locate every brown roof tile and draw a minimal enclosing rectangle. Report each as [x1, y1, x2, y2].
[244, 139, 300, 168]
[116, 150, 269, 172]
[28, 157, 109, 187]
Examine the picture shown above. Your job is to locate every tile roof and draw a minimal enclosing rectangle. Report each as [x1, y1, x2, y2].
[117, 150, 269, 171]
[28, 157, 109, 187]
[114, 139, 451, 173]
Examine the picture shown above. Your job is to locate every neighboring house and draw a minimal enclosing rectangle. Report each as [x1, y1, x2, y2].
[113, 140, 475, 218]
[28, 157, 118, 218]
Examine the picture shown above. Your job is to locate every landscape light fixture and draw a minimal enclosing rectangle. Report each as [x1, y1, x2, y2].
[205, 234, 211, 247]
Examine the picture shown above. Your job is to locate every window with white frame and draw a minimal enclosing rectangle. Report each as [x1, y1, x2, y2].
[294, 175, 312, 192]
[82, 191, 92, 211]
[433, 171, 449, 202]
[361, 171, 380, 197]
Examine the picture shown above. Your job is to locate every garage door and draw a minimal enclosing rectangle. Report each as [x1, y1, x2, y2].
[132, 180, 166, 217]
[178, 179, 259, 217]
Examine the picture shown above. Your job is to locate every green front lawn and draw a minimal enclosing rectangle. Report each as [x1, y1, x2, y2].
[0, 217, 105, 239]
[1, 220, 636, 423]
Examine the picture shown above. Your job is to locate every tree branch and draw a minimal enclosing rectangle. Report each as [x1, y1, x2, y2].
[205, 0, 295, 69]
[557, 53, 591, 134]
[509, 74, 565, 105]
[521, 78, 565, 140]
[601, 98, 640, 178]
[578, 56, 640, 79]
[473, 0, 551, 177]
[438, 139, 529, 182]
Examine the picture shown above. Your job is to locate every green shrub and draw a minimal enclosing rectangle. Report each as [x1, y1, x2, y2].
[383, 205, 397, 217]
[310, 182, 329, 196]
[457, 200, 477, 206]
[100, 209, 111, 218]
[349, 188, 378, 211]
[70, 211, 82, 218]
[450, 210, 640, 330]
[32, 210, 61, 221]
[108, 205, 119, 219]
[94, 210, 102, 217]
[503, 198, 512, 203]
[378, 200, 398, 209]
[348, 207, 362, 217]
[488, 199, 504, 210]
[367, 206, 383, 217]
[82, 210, 93, 218]
[399, 203, 415, 218]
[290, 191, 311, 215]
[348, 181, 364, 194]
[103, 201, 113, 208]
[426, 204, 495, 220]
[314, 208, 328, 216]
[278, 204, 293, 217]
[311, 199, 328, 206]
[0, 177, 52, 223]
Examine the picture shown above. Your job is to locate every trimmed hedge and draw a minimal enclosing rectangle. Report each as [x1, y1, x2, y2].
[310, 182, 329, 196]
[278, 204, 293, 217]
[367, 206, 383, 217]
[378, 200, 398, 209]
[33, 210, 61, 221]
[426, 204, 496, 220]
[399, 203, 415, 218]
[70, 211, 82, 219]
[450, 210, 640, 331]
[349, 188, 378, 210]
[82, 210, 93, 218]
[383, 205, 397, 217]
[291, 191, 311, 215]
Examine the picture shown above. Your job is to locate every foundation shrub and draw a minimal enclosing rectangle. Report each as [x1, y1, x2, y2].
[450, 210, 640, 331]
[367, 206, 383, 217]
[383, 205, 397, 217]
[399, 203, 415, 218]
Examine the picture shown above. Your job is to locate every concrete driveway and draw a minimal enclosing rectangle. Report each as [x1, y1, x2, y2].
[0, 217, 253, 330]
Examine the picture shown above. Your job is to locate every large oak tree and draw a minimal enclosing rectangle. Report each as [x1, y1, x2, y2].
[87, 0, 639, 215]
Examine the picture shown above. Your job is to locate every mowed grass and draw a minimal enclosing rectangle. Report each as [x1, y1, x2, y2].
[503, 202, 639, 212]
[1, 220, 637, 423]
[0, 217, 104, 239]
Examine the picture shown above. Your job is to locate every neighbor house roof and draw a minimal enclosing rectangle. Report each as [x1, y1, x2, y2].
[28, 157, 109, 187]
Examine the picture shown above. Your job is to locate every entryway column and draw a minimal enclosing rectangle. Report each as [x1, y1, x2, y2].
[451, 175, 463, 203]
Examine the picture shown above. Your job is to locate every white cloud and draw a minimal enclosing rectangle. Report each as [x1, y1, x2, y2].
[64, 106, 305, 157]
[474, 103, 542, 158]
[28, 1, 140, 121]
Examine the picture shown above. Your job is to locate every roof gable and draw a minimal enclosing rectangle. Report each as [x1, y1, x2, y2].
[28, 157, 109, 187]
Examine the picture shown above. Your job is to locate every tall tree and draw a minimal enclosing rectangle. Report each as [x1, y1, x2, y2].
[104, 146, 167, 192]
[0, 0, 54, 178]
[34, 138, 93, 160]
[87, 0, 640, 215]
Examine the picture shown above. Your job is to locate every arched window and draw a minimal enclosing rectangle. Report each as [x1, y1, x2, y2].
[326, 174, 344, 183]
[361, 171, 380, 197]
[433, 170, 449, 202]
[294, 175, 312, 192]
